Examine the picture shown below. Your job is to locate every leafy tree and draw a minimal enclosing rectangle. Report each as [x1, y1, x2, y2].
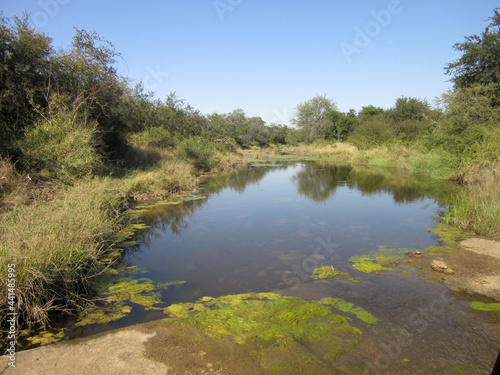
[358, 105, 385, 120]
[445, 8, 500, 89]
[390, 97, 430, 121]
[292, 95, 337, 140]
[326, 109, 357, 141]
[0, 15, 52, 157]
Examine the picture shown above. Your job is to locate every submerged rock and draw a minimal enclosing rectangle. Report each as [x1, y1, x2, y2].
[431, 259, 455, 275]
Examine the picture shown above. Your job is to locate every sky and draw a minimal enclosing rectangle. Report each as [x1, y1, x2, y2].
[1, 0, 498, 125]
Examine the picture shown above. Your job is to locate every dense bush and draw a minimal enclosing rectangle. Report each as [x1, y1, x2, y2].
[177, 137, 220, 172]
[20, 100, 104, 182]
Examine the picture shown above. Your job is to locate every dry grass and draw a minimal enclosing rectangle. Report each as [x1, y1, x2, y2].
[0, 179, 123, 327]
[444, 163, 500, 238]
[120, 157, 196, 201]
[0, 158, 32, 213]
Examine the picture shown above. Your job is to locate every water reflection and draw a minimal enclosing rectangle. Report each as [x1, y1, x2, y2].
[127, 162, 454, 260]
[291, 162, 443, 204]
[122, 161, 449, 301]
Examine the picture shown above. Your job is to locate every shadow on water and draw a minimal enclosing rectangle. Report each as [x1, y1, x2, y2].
[25, 161, 500, 374]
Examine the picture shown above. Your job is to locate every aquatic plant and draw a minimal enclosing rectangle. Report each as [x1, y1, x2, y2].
[349, 246, 409, 273]
[427, 222, 470, 245]
[310, 266, 358, 282]
[25, 330, 66, 346]
[318, 297, 379, 324]
[163, 292, 381, 364]
[468, 301, 500, 312]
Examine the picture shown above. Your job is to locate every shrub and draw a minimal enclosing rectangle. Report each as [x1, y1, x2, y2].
[20, 107, 103, 182]
[177, 137, 220, 172]
[129, 126, 174, 148]
[348, 116, 396, 149]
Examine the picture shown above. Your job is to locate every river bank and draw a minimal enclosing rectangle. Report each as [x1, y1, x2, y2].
[0, 146, 244, 333]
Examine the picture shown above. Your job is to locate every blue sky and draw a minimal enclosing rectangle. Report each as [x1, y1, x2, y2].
[2, 1, 498, 125]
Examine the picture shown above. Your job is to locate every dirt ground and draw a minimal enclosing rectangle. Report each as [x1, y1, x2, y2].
[0, 326, 171, 375]
[1, 238, 499, 375]
[418, 238, 500, 301]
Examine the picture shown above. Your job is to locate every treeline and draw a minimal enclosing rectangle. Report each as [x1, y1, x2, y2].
[0, 15, 292, 184]
[4, 8, 499, 185]
[292, 8, 500, 166]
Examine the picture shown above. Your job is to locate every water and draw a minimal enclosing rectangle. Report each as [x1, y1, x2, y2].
[50, 161, 500, 373]
[129, 162, 443, 303]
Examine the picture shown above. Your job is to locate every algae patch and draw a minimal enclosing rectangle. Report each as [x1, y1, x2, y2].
[163, 293, 379, 364]
[318, 297, 379, 324]
[349, 246, 410, 274]
[427, 222, 470, 245]
[311, 266, 358, 282]
[25, 330, 66, 346]
[468, 301, 500, 312]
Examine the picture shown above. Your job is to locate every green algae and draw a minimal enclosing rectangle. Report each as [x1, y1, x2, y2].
[72, 277, 185, 327]
[468, 301, 500, 312]
[427, 222, 470, 245]
[429, 364, 477, 374]
[26, 330, 66, 346]
[311, 266, 358, 282]
[75, 303, 132, 326]
[162, 293, 374, 362]
[157, 280, 186, 289]
[351, 260, 386, 273]
[349, 246, 410, 273]
[113, 222, 150, 242]
[318, 297, 379, 324]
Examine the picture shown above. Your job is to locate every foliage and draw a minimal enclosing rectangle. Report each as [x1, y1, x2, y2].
[20, 96, 104, 182]
[177, 137, 220, 172]
[292, 95, 337, 140]
[445, 8, 500, 90]
[0, 16, 53, 157]
[325, 109, 357, 141]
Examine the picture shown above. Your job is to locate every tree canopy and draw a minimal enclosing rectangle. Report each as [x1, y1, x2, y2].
[445, 8, 500, 88]
[292, 95, 337, 140]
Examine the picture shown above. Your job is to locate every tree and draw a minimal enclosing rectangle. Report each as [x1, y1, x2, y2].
[292, 95, 337, 140]
[358, 105, 385, 120]
[0, 15, 53, 157]
[391, 97, 430, 121]
[445, 8, 500, 88]
[326, 109, 357, 141]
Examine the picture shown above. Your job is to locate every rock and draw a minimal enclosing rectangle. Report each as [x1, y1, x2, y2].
[431, 259, 455, 275]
